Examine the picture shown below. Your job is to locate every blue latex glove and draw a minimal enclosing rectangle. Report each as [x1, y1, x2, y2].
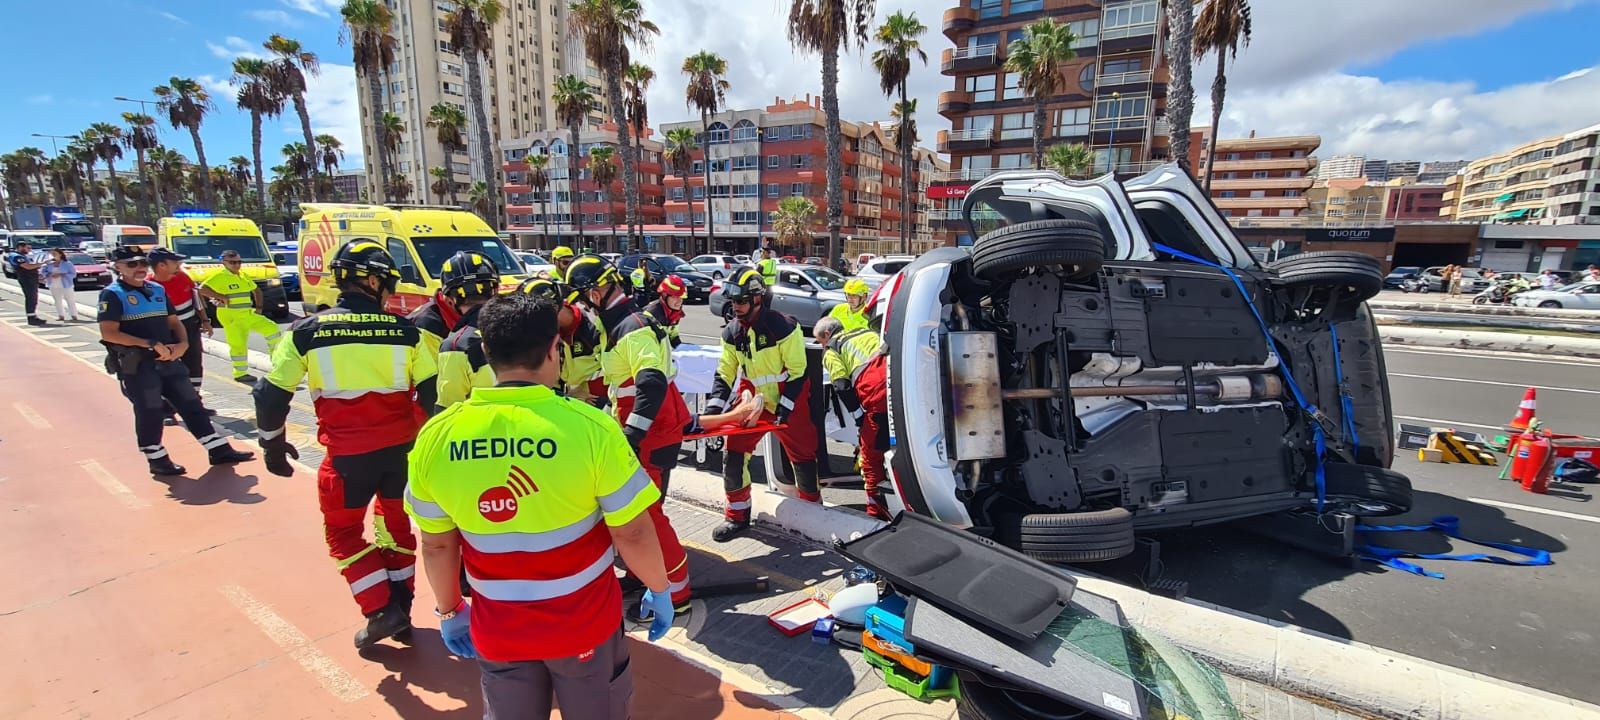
[441, 602, 477, 658]
[639, 589, 675, 642]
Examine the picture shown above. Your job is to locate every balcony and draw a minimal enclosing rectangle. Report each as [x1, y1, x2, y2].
[939, 168, 1001, 182]
[1550, 191, 1600, 206]
[1209, 177, 1314, 192]
[1551, 145, 1600, 165]
[1550, 168, 1597, 186]
[1099, 21, 1157, 45]
[937, 90, 972, 116]
[942, 6, 976, 39]
[1153, 117, 1170, 138]
[1213, 196, 1311, 210]
[1550, 215, 1600, 226]
[1208, 157, 1316, 173]
[1097, 69, 1152, 88]
[938, 127, 994, 152]
[942, 44, 1000, 73]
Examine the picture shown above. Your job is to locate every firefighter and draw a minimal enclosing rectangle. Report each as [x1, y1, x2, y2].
[198, 249, 282, 382]
[813, 316, 888, 519]
[706, 268, 820, 541]
[547, 245, 575, 282]
[253, 241, 439, 649]
[518, 277, 608, 403]
[433, 251, 501, 411]
[404, 292, 673, 718]
[826, 278, 872, 333]
[99, 246, 255, 475]
[641, 275, 687, 348]
[566, 254, 694, 609]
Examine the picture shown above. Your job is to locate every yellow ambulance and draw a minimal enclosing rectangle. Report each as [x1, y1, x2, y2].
[297, 204, 528, 316]
[157, 212, 290, 319]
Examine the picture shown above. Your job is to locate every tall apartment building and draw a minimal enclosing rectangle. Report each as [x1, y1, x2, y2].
[1449, 135, 1561, 224]
[1418, 160, 1468, 184]
[1362, 159, 1389, 183]
[655, 95, 950, 257]
[1191, 129, 1319, 226]
[1307, 178, 1383, 226]
[1385, 160, 1421, 180]
[1316, 154, 1366, 180]
[934, 0, 1170, 245]
[331, 169, 369, 203]
[1543, 123, 1600, 226]
[500, 123, 666, 251]
[354, 0, 603, 209]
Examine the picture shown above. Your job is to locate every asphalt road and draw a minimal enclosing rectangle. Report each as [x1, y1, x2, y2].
[57, 287, 1600, 704]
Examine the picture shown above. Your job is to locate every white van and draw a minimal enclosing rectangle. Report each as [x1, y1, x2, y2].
[102, 224, 157, 252]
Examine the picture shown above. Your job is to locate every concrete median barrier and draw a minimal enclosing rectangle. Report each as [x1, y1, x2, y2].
[663, 467, 1600, 720]
[1371, 299, 1600, 319]
[1379, 324, 1600, 359]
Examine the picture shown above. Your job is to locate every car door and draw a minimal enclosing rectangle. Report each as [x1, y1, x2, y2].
[773, 269, 824, 326]
[1575, 283, 1600, 308]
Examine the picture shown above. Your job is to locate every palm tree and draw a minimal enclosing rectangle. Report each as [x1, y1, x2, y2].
[391, 174, 414, 202]
[589, 145, 619, 249]
[662, 126, 699, 255]
[429, 166, 453, 205]
[263, 34, 322, 200]
[1165, 0, 1196, 174]
[122, 112, 161, 220]
[426, 101, 467, 204]
[788, 0, 876, 268]
[89, 122, 128, 221]
[232, 57, 284, 208]
[46, 153, 75, 206]
[771, 195, 819, 250]
[153, 77, 215, 206]
[570, 0, 658, 248]
[71, 135, 104, 219]
[624, 61, 655, 243]
[269, 166, 299, 212]
[552, 73, 597, 248]
[229, 155, 254, 198]
[887, 100, 918, 252]
[443, 0, 504, 229]
[681, 50, 729, 255]
[1044, 143, 1094, 179]
[468, 180, 493, 220]
[1194, 0, 1252, 191]
[316, 134, 345, 176]
[872, 10, 926, 254]
[150, 147, 190, 209]
[282, 142, 316, 205]
[17, 147, 49, 200]
[527, 152, 553, 247]
[341, 0, 398, 203]
[1005, 19, 1077, 170]
[380, 111, 407, 199]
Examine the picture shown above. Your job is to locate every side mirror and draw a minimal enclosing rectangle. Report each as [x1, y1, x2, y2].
[400, 265, 423, 284]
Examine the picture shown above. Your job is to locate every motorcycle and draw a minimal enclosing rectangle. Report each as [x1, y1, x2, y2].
[1472, 280, 1531, 305]
[1399, 277, 1430, 294]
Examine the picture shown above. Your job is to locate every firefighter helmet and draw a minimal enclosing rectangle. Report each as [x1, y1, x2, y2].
[563, 254, 621, 302]
[658, 274, 688, 298]
[439, 251, 501, 301]
[721, 268, 767, 302]
[330, 240, 401, 293]
[518, 276, 562, 299]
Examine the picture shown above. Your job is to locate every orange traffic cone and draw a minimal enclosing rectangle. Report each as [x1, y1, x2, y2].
[1507, 388, 1537, 431]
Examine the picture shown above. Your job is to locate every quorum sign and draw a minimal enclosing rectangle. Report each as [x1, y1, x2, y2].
[1308, 227, 1395, 243]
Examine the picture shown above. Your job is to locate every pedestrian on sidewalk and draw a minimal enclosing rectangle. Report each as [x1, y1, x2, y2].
[42, 249, 77, 322]
[405, 291, 675, 720]
[1446, 265, 1464, 298]
[6, 240, 46, 325]
[199, 249, 282, 383]
[97, 246, 255, 476]
[253, 241, 439, 649]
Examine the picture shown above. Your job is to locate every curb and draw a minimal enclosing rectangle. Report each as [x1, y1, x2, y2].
[664, 467, 1600, 720]
[1371, 300, 1600, 319]
[1378, 324, 1600, 359]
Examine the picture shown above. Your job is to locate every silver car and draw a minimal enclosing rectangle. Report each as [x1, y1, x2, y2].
[709, 263, 849, 330]
[686, 253, 742, 279]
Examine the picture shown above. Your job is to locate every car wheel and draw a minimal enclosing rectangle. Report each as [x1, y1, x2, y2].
[957, 673, 1093, 720]
[1270, 251, 1383, 302]
[972, 219, 1105, 284]
[1539, 300, 1562, 309]
[711, 271, 724, 280]
[1017, 507, 1136, 563]
[1320, 463, 1412, 516]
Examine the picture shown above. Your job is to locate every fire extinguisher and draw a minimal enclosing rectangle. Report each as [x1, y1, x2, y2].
[1515, 433, 1554, 494]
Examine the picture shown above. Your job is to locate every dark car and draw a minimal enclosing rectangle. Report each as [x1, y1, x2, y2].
[36, 252, 113, 290]
[616, 253, 714, 302]
[1383, 265, 1421, 289]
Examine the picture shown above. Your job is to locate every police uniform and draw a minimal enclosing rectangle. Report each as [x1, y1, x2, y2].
[822, 328, 887, 518]
[405, 381, 660, 717]
[99, 251, 251, 474]
[202, 263, 282, 379]
[254, 242, 438, 644]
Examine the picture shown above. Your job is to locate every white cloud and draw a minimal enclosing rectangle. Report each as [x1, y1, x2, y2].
[158, 10, 190, 26]
[206, 36, 266, 61]
[246, 9, 300, 26]
[301, 64, 366, 168]
[278, 0, 341, 18]
[26, 94, 54, 105]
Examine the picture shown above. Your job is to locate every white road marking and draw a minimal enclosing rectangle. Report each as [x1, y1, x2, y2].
[1389, 373, 1600, 396]
[1394, 415, 1502, 431]
[12, 402, 51, 429]
[1384, 346, 1597, 368]
[79, 459, 149, 510]
[220, 585, 369, 702]
[1468, 498, 1600, 525]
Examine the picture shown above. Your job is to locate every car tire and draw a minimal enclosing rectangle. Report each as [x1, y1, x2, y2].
[957, 673, 1093, 720]
[1539, 300, 1562, 309]
[1270, 251, 1383, 302]
[972, 219, 1105, 284]
[1320, 463, 1412, 516]
[711, 270, 724, 280]
[1017, 507, 1136, 563]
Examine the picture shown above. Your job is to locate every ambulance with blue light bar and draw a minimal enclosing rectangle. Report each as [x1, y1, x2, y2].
[297, 204, 529, 316]
[157, 211, 291, 320]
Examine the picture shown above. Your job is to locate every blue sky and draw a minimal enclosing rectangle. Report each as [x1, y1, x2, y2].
[3, 0, 1599, 171]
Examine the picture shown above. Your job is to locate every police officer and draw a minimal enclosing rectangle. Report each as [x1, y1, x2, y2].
[404, 292, 673, 719]
[199, 249, 282, 382]
[814, 316, 888, 519]
[434, 251, 502, 411]
[706, 268, 821, 541]
[757, 247, 778, 287]
[99, 246, 255, 476]
[642, 275, 687, 348]
[566, 254, 695, 609]
[547, 245, 575, 282]
[5, 239, 45, 325]
[253, 241, 439, 648]
[149, 248, 214, 395]
[827, 278, 872, 333]
[518, 277, 609, 403]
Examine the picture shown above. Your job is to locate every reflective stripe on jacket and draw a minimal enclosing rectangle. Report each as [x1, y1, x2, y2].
[709, 306, 807, 414]
[202, 269, 257, 310]
[436, 306, 494, 410]
[827, 302, 870, 333]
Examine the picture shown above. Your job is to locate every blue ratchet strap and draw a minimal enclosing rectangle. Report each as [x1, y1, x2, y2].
[1149, 243, 1327, 510]
[1327, 323, 1361, 457]
[1356, 515, 1552, 579]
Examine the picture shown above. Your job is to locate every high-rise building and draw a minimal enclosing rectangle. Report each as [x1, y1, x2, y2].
[331, 169, 368, 203]
[1417, 160, 1468, 184]
[1385, 160, 1421, 180]
[933, 0, 1170, 245]
[1363, 159, 1389, 183]
[1316, 154, 1366, 180]
[1450, 134, 1562, 225]
[1191, 130, 1319, 226]
[500, 122, 666, 251]
[1307, 178, 1383, 226]
[354, 0, 604, 209]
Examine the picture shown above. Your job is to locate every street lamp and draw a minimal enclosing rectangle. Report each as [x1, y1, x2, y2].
[31, 132, 76, 155]
[114, 96, 160, 115]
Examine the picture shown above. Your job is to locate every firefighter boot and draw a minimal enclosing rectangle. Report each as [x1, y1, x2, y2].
[794, 461, 822, 503]
[149, 457, 187, 476]
[208, 444, 256, 465]
[388, 581, 415, 645]
[712, 519, 750, 542]
[353, 606, 411, 649]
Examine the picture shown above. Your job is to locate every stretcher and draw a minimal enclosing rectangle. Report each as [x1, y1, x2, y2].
[682, 421, 787, 442]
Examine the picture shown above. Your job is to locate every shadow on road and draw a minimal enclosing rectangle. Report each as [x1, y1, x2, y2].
[155, 464, 266, 505]
[364, 628, 483, 719]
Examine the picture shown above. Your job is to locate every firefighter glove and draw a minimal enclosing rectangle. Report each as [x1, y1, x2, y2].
[260, 434, 299, 478]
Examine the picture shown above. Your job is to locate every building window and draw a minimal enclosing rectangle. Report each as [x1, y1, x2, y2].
[1067, 18, 1099, 48]
[1249, 190, 1265, 198]
[1226, 153, 1240, 161]
[999, 113, 1030, 141]
[1102, 0, 1158, 39]
[790, 154, 808, 168]
[1078, 64, 1095, 92]
[767, 155, 780, 168]
[971, 0, 1002, 20]
[732, 211, 763, 224]
[1054, 107, 1090, 137]
[790, 182, 807, 196]
[767, 183, 780, 198]
[1219, 191, 1236, 198]
[731, 120, 759, 142]
[1252, 170, 1269, 179]
[705, 122, 730, 144]
[1002, 72, 1023, 101]
[1093, 93, 1148, 130]
[670, 187, 684, 201]
[443, 81, 464, 96]
[1284, 190, 1301, 198]
[1246, 209, 1264, 217]
[1009, 0, 1042, 13]
[691, 160, 703, 174]
[966, 74, 997, 103]
[1101, 57, 1144, 76]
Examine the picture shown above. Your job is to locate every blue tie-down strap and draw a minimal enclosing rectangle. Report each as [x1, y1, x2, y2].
[1327, 322, 1360, 458]
[1356, 515, 1553, 579]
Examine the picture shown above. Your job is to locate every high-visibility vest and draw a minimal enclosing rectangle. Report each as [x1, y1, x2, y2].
[758, 258, 778, 286]
[823, 328, 881, 384]
[560, 306, 606, 398]
[708, 306, 807, 415]
[827, 302, 869, 333]
[436, 307, 494, 410]
[202, 269, 257, 310]
[598, 303, 687, 444]
[404, 383, 661, 662]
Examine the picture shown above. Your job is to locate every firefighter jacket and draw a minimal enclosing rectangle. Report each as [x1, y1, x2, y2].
[435, 305, 494, 411]
[560, 306, 606, 398]
[255, 292, 438, 456]
[641, 299, 682, 348]
[408, 295, 459, 365]
[597, 297, 684, 448]
[708, 305, 807, 417]
[822, 328, 882, 419]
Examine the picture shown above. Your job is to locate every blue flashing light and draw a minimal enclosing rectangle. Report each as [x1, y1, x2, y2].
[173, 209, 214, 219]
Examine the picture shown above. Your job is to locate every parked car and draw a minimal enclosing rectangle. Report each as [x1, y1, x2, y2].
[856, 254, 916, 288]
[709, 262, 849, 330]
[686, 253, 742, 279]
[515, 251, 553, 276]
[38, 252, 114, 291]
[1421, 265, 1492, 293]
[734, 254, 751, 265]
[854, 252, 877, 274]
[616, 253, 714, 302]
[1382, 265, 1421, 289]
[78, 240, 109, 261]
[271, 249, 302, 301]
[1511, 281, 1600, 309]
[803, 256, 825, 266]
[881, 166, 1409, 564]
